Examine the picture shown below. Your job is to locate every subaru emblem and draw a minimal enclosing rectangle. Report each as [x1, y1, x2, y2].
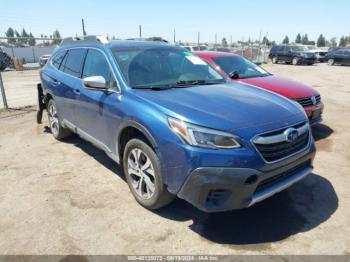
[284, 128, 299, 143]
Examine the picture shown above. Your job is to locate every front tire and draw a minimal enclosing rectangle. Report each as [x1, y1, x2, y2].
[328, 59, 335, 66]
[292, 57, 299, 65]
[47, 99, 71, 140]
[123, 138, 175, 210]
[272, 56, 278, 64]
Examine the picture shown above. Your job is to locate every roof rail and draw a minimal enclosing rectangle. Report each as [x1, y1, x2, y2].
[60, 35, 109, 46]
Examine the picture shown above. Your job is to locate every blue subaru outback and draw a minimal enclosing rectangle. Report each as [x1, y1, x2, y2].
[37, 36, 316, 212]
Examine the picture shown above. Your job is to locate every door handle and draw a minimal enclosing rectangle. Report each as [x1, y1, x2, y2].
[73, 89, 81, 95]
[52, 79, 61, 87]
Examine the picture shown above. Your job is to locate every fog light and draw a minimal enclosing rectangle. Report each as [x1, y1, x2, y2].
[245, 175, 258, 185]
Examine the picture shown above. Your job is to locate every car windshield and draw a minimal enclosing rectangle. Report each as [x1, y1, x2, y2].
[212, 55, 270, 79]
[111, 47, 225, 89]
[291, 46, 308, 52]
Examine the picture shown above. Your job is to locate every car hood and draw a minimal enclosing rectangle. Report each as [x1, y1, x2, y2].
[238, 75, 318, 99]
[133, 82, 306, 133]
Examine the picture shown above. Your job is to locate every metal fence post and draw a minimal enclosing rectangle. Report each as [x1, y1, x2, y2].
[0, 71, 9, 109]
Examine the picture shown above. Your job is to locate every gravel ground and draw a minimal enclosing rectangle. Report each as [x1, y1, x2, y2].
[0, 63, 349, 255]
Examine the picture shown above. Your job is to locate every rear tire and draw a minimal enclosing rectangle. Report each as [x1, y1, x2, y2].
[123, 138, 175, 210]
[47, 99, 71, 140]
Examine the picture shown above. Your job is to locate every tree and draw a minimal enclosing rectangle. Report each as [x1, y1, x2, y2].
[221, 37, 228, 47]
[282, 35, 289, 44]
[5, 27, 15, 44]
[21, 28, 29, 45]
[329, 37, 337, 47]
[317, 34, 326, 47]
[301, 34, 309, 45]
[52, 29, 61, 45]
[262, 36, 270, 46]
[295, 33, 302, 44]
[28, 33, 36, 46]
[339, 36, 347, 47]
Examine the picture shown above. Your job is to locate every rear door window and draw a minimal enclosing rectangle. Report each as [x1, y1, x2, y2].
[61, 49, 86, 78]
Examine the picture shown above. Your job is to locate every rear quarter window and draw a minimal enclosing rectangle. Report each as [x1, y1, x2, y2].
[51, 50, 67, 69]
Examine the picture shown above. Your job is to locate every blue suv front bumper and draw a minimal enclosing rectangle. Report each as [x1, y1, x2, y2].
[176, 140, 316, 212]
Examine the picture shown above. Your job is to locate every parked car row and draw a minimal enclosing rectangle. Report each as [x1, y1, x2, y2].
[38, 36, 318, 213]
[269, 44, 350, 66]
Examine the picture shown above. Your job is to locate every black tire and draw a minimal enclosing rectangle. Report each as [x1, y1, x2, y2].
[123, 138, 175, 210]
[47, 99, 71, 140]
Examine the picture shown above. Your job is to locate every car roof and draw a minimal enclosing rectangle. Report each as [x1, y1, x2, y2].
[194, 51, 239, 58]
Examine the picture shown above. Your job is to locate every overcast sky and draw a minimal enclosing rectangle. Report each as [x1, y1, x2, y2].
[1, 0, 349, 43]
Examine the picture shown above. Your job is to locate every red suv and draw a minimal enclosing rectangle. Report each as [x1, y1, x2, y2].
[195, 51, 324, 124]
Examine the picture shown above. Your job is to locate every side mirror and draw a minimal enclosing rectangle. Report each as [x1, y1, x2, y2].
[83, 76, 107, 90]
[228, 70, 239, 79]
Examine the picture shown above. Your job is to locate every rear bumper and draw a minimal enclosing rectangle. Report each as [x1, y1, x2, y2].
[177, 144, 315, 212]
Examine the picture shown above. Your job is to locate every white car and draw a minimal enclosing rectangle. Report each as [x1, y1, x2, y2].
[305, 45, 328, 62]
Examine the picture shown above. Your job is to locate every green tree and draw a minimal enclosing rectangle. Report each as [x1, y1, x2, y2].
[339, 36, 346, 46]
[301, 34, 309, 45]
[52, 29, 61, 45]
[317, 34, 326, 47]
[221, 37, 228, 47]
[329, 37, 337, 47]
[295, 33, 302, 44]
[282, 35, 289, 44]
[28, 33, 36, 46]
[262, 36, 271, 46]
[21, 28, 29, 45]
[5, 27, 15, 44]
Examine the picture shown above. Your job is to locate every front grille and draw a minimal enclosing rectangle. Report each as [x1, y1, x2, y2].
[294, 94, 321, 107]
[253, 123, 310, 162]
[255, 161, 310, 193]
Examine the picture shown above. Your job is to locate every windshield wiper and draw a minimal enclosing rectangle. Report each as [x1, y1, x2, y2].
[175, 80, 225, 86]
[132, 85, 173, 90]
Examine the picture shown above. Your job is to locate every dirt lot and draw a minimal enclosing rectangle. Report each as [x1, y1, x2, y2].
[0, 63, 349, 255]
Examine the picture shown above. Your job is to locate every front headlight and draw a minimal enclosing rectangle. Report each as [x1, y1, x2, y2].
[168, 117, 240, 149]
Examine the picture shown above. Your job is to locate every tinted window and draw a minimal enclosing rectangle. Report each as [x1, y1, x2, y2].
[83, 49, 110, 79]
[82, 49, 117, 89]
[213, 55, 270, 79]
[61, 49, 86, 78]
[344, 50, 350, 56]
[335, 50, 344, 55]
[51, 51, 66, 69]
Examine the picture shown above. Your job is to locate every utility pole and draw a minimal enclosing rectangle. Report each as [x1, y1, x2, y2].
[82, 19, 87, 36]
[197, 32, 200, 46]
[230, 35, 232, 46]
[139, 25, 142, 39]
[0, 72, 8, 109]
[173, 29, 176, 44]
[215, 34, 217, 46]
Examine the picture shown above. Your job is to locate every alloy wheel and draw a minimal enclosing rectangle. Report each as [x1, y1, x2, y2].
[328, 59, 334, 66]
[127, 148, 156, 199]
[48, 103, 59, 136]
[292, 57, 299, 65]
